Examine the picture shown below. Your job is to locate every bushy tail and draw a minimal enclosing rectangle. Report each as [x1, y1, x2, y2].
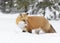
[49, 24, 56, 33]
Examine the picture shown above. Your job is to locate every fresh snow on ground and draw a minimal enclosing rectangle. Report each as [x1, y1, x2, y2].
[0, 12, 60, 43]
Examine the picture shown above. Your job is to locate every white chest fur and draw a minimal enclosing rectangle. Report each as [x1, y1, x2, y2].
[18, 21, 26, 29]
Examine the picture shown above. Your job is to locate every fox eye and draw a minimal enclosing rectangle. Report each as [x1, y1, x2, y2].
[23, 20, 25, 22]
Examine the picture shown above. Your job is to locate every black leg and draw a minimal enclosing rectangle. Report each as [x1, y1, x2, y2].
[28, 31, 32, 33]
[22, 30, 26, 32]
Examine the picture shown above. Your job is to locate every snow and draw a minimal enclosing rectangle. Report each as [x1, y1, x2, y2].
[0, 12, 60, 43]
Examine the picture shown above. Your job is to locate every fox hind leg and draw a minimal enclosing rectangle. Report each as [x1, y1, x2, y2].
[35, 30, 40, 34]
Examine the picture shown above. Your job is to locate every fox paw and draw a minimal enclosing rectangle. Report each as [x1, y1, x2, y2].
[22, 30, 26, 32]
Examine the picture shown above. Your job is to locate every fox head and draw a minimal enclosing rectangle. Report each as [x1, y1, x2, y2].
[16, 13, 28, 25]
[20, 13, 28, 21]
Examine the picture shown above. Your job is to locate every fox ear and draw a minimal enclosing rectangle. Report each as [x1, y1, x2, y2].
[26, 13, 29, 15]
[20, 14, 22, 17]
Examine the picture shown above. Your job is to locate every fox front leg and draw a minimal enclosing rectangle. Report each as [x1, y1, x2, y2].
[22, 24, 27, 32]
[22, 30, 26, 32]
[22, 28, 27, 32]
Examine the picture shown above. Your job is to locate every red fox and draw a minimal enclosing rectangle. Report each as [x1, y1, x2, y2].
[16, 13, 56, 34]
